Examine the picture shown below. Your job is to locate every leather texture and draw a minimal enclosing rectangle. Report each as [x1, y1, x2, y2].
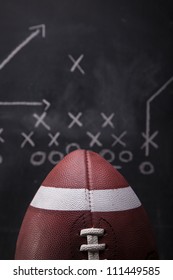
[15, 149, 159, 259]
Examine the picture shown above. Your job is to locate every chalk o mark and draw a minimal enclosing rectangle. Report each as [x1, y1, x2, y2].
[48, 151, 64, 165]
[139, 161, 154, 175]
[0, 155, 3, 164]
[30, 151, 46, 166]
[100, 149, 122, 169]
[99, 149, 115, 163]
[119, 150, 133, 163]
[66, 143, 81, 154]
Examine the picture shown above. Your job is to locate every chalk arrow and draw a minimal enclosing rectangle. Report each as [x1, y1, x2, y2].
[0, 24, 46, 71]
[42, 99, 50, 111]
[29, 24, 46, 38]
[0, 98, 50, 111]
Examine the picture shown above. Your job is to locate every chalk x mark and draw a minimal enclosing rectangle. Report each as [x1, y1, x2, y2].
[48, 132, 60, 147]
[68, 112, 83, 128]
[0, 99, 50, 111]
[0, 128, 5, 143]
[87, 131, 102, 147]
[68, 54, 85, 75]
[33, 112, 51, 131]
[111, 131, 127, 147]
[0, 24, 45, 71]
[21, 131, 35, 148]
[101, 113, 115, 128]
[141, 131, 159, 152]
[142, 76, 173, 156]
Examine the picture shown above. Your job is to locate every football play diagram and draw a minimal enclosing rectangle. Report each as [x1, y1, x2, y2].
[0, 24, 172, 175]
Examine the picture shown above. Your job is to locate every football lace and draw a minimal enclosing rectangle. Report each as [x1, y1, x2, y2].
[80, 228, 106, 260]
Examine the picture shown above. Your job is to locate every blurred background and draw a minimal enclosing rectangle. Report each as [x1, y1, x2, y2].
[0, 0, 172, 259]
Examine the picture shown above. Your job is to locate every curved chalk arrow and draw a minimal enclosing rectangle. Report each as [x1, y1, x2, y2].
[0, 24, 46, 71]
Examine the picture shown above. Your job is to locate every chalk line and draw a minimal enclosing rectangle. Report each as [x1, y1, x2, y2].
[0, 24, 45, 70]
[144, 75, 173, 156]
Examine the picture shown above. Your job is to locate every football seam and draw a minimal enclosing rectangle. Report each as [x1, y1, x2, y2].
[99, 217, 118, 258]
[85, 150, 94, 224]
[85, 150, 91, 209]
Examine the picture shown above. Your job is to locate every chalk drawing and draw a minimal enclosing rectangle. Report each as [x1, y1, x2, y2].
[114, 165, 122, 170]
[139, 161, 154, 175]
[21, 131, 35, 148]
[142, 76, 173, 156]
[30, 151, 46, 166]
[68, 112, 83, 128]
[48, 151, 64, 165]
[0, 128, 5, 143]
[101, 113, 115, 128]
[0, 99, 50, 111]
[29, 24, 46, 38]
[0, 155, 3, 164]
[141, 131, 158, 153]
[33, 112, 51, 131]
[100, 149, 115, 162]
[86, 131, 102, 147]
[111, 131, 127, 147]
[0, 106, 164, 175]
[66, 143, 81, 154]
[0, 24, 45, 71]
[48, 132, 60, 147]
[68, 54, 85, 75]
[99, 149, 122, 169]
[119, 150, 133, 163]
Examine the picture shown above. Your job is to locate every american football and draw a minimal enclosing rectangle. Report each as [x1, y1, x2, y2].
[15, 149, 158, 259]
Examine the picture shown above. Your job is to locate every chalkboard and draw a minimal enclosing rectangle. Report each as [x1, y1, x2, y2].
[0, 0, 173, 259]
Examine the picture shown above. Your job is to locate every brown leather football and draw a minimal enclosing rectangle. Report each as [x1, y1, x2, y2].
[15, 149, 158, 259]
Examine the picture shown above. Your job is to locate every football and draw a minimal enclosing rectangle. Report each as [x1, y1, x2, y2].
[15, 149, 158, 259]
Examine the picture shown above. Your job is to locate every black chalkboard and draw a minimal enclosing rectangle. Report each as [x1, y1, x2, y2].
[0, 0, 173, 259]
